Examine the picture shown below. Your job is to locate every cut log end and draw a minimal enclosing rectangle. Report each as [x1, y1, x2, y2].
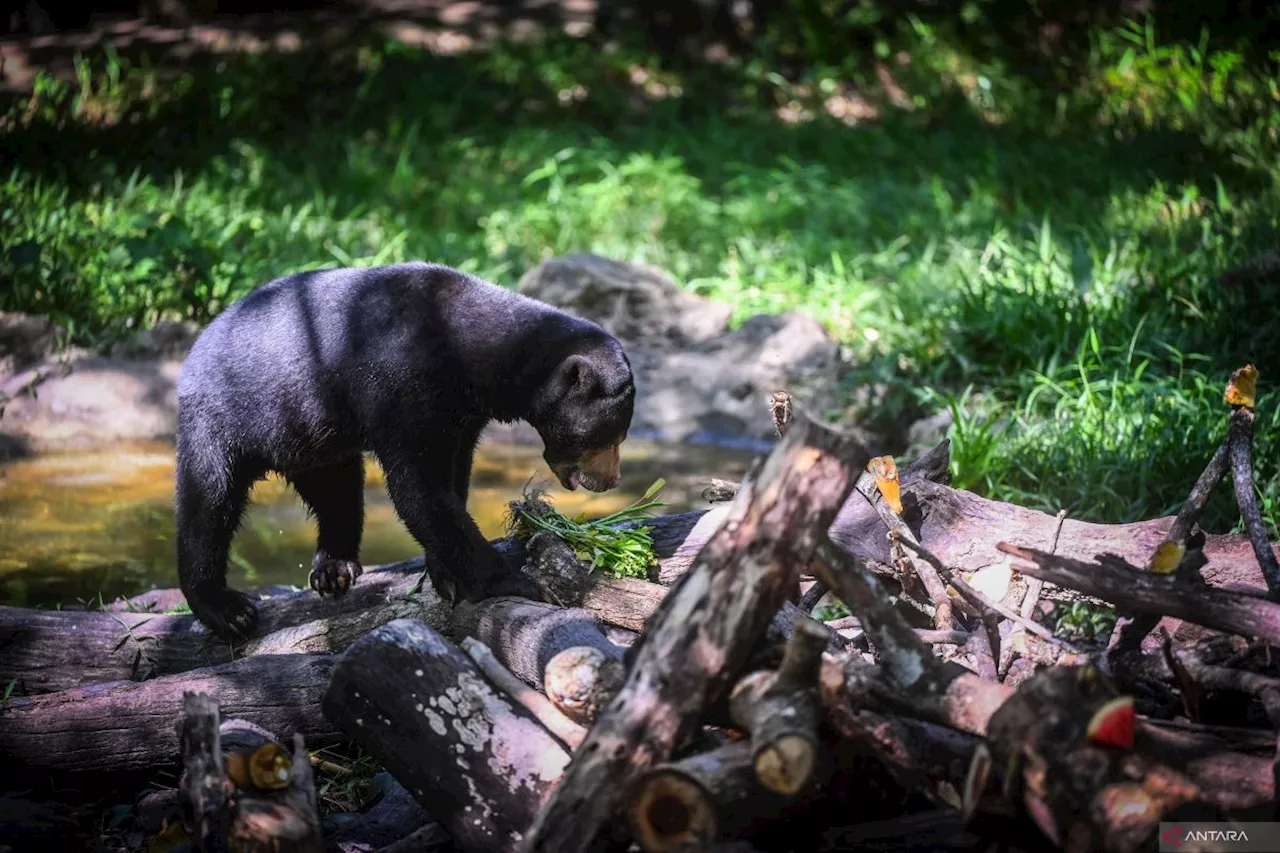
[631, 770, 717, 853]
[754, 733, 816, 796]
[543, 646, 625, 727]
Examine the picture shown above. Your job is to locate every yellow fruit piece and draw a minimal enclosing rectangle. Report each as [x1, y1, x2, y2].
[1148, 541, 1185, 575]
[1225, 364, 1258, 408]
[867, 455, 903, 514]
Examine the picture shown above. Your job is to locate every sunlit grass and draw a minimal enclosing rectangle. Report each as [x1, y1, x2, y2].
[1, 13, 1277, 533]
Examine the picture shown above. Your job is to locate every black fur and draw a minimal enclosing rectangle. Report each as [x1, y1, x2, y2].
[175, 262, 635, 640]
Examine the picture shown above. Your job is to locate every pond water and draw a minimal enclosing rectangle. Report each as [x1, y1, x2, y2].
[0, 438, 755, 609]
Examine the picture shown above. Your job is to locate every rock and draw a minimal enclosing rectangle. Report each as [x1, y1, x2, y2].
[519, 254, 843, 446]
[0, 312, 64, 378]
[906, 409, 953, 451]
[0, 354, 183, 458]
[111, 319, 201, 360]
[518, 253, 731, 349]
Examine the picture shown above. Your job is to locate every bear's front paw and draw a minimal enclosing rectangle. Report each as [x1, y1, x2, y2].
[189, 587, 260, 642]
[309, 556, 364, 597]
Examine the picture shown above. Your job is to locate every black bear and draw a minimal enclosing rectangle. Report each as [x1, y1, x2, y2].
[174, 262, 635, 640]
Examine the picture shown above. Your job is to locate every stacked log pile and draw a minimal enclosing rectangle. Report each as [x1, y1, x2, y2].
[2, 368, 1279, 853]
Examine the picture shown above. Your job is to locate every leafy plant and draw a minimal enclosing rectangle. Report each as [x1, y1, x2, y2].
[1054, 600, 1119, 643]
[506, 478, 667, 579]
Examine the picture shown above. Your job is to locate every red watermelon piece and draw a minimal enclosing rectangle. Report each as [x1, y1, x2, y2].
[1085, 696, 1135, 750]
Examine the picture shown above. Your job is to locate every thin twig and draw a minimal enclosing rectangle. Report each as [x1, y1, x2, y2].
[856, 472, 955, 630]
[1229, 406, 1280, 600]
[897, 536, 1084, 654]
[1020, 509, 1067, 621]
[799, 581, 829, 614]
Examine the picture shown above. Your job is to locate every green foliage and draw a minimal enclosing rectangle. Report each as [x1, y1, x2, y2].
[1054, 600, 1119, 643]
[507, 479, 667, 579]
[1, 12, 1278, 531]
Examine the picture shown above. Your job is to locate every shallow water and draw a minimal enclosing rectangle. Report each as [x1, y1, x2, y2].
[0, 438, 754, 608]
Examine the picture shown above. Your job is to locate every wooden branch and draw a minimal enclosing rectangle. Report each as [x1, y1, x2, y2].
[1230, 405, 1280, 599]
[451, 596, 626, 692]
[1169, 438, 1229, 574]
[654, 439, 952, 586]
[798, 579, 829, 614]
[985, 665, 1225, 851]
[543, 646, 625, 727]
[323, 618, 570, 853]
[462, 636, 588, 750]
[521, 408, 871, 853]
[628, 741, 806, 853]
[179, 692, 234, 851]
[998, 543, 1280, 647]
[0, 655, 340, 779]
[818, 658, 978, 805]
[728, 617, 827, 794]
[178, 694, 324, 853]
[856, 461, 955, 631]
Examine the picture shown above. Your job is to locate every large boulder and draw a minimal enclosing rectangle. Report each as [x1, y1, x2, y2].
[0, 311, 63, 377]
[518, 253, 843, 446]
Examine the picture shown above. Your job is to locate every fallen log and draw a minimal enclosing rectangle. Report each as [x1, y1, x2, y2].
[628, 740, 811, 853]
[0, 654, 340, 778]
[542, 646, 625, 727]
[522, 408, 871, 853]
[177, 692, 324, 853]
[323, 618, 571, 853]
[0, 564, 450, 695]
[0, 551, 654, 696]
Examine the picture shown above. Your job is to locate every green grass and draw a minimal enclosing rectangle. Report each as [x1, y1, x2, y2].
[2, 11, 1278, 536]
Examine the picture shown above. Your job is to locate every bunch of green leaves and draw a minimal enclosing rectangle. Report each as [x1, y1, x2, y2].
[506, 478, 667, 580]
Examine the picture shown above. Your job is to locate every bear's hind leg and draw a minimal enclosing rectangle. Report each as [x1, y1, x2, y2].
[287, 456, 366, 597]
[175, 444, 263, 641]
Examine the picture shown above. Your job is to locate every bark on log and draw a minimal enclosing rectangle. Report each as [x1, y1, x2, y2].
[178, 692, 324, 853]
[0, 655, 340, 778]
[323, 618, 571, 853]
[628, 741, 807, 853]
[522, 409, 871, 853]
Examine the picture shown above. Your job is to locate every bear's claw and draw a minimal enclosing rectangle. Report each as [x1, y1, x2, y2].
[189, 587, 261, 642]
[310, 557, 364, 597]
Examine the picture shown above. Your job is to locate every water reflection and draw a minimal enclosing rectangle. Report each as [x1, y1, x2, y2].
[0, 439, 753, 608]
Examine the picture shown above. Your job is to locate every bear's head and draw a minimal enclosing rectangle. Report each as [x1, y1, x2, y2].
[530, 337, 635, 493]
